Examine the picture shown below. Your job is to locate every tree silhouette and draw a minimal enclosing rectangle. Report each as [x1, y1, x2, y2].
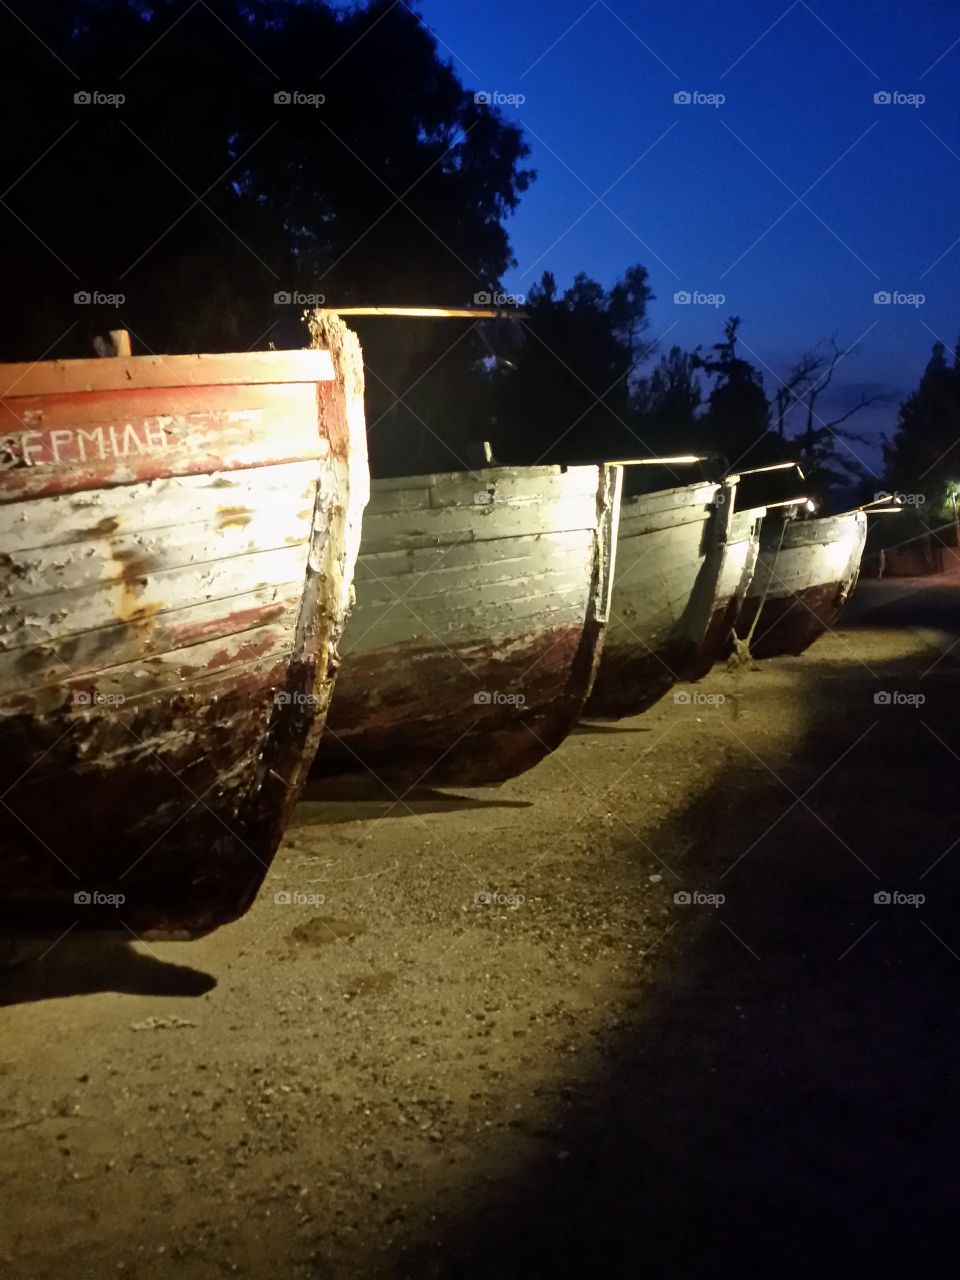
[489, 266, 655, 466]
[691, 317, 782, 469]
[632, 346, 702, 449]
[0, 0, 533, 473]
[884, 340, 960, 526]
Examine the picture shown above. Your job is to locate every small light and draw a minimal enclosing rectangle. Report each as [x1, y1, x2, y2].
[608, 454, 706, 466]
[805, 499, 817, 514]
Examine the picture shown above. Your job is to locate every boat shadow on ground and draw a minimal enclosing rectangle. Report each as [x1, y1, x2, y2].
[296, 781, 533, 823]
[573, 720, 655, 734]
[390, 642, 960, 1279]
[0, 934, 216, 1008]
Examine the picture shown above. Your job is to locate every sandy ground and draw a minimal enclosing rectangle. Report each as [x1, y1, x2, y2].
[3, 574, 960, 1278]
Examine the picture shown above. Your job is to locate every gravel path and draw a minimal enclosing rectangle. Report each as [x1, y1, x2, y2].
[3, 576, 960, 1278]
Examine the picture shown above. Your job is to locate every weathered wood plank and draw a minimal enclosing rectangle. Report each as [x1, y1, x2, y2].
[0, 349, 334, 397]
[0, 459, 319, 554]
[358, 491, 601, 552]
[0, 541, 311, 652]
[0, 587, 303, 698]
[0, 380, 342, 503]
[313, 464, 621, 787]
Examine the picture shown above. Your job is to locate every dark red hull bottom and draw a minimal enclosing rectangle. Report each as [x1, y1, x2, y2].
[584, 593, 738, 719]
[314, 624, 598, 788]
[734, 581, 847, 659]
[0, 658, 324, 936]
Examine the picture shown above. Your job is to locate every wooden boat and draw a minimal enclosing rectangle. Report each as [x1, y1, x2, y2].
[311, 463, 622, 787]
[0, 314, 368, 938]
[585, 476, 762, 717]
[734, 510, 868, 658]
[685, 496, 767, 679]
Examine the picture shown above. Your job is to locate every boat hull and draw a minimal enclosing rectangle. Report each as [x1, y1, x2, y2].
[312, 464, 622, 787]
[734, 511, 868, 658]
[585, 479, 756, 718]
[0, 316, 368, 937]
[682, 504, 765, 681]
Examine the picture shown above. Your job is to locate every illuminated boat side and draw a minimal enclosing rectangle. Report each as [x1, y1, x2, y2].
[585, 478, 754, 717]
[734, 511, 868, 658]
[312, 463, 622, 787]
[0, 314, 368, 938]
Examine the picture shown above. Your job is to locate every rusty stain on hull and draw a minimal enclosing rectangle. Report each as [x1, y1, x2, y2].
[312, 464, 622, 788]
[0, 319, 368, 938]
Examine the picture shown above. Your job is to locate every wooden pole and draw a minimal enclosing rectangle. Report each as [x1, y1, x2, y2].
[324, 306, 527, 321]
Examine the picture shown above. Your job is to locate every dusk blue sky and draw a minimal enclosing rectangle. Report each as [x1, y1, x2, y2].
[412, 0, 960, 473]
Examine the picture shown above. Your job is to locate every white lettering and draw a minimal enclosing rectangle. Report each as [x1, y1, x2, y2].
[49, 429, 73, 463]
[121, 424, 144, 455]
[21, 432, 44, 464]
[76, 427, 106, 461]
[142, 421, 168, 450]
